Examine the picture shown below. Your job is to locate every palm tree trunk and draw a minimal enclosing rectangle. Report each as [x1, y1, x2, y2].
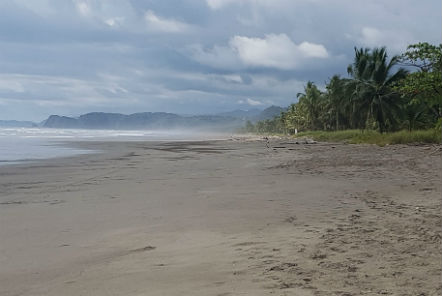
[336, 111, 339, 131]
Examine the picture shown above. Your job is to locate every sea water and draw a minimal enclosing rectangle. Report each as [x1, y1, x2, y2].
[0, 128, 209, 165]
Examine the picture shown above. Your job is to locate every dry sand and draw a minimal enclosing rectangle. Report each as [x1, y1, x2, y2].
[0, 138, 441, 295]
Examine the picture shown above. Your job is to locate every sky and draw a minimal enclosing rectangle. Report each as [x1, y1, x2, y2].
[0, 0, 440, 121]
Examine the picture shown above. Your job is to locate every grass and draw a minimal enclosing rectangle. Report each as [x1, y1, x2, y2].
[296, 129, 441, 146]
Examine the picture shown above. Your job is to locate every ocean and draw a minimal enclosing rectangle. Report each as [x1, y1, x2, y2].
[0, 128, 218, 165]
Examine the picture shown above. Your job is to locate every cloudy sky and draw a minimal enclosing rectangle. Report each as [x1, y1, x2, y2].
[0, 0, 440, 121]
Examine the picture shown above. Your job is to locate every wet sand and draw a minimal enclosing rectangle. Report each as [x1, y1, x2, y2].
[0, 138, 441, 295]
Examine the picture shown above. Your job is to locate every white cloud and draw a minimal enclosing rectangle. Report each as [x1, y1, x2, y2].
[206, 0, 238, 10]
[221, 74, 243, 84]
[190, 34, 329, 70]
[246, 98, 263, 106]
[67, 1, 138, 31]
[206, 0, 296, 10]
[0, 80, 25, 93]
[104, 17, 124, 28]
[358, 26, 414, 53]
[237, 98, 266, 106]
[187, 44, 241, 70]
[230, 34, 328, 69]
[360, 27, 382, 46]
[145, 10, 191, 33]
[206, 0, 319, 11]
[0, 73, 130, 106]
[298, 41, 329, 58]
[74, 1, 91, 16]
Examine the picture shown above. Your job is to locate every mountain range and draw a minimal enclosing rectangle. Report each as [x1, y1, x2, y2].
[0, 106, 285, 131]
[0, 120, 38, 128]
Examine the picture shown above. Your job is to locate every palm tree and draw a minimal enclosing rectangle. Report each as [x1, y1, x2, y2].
[346, 47, 408, 132]
[297, 81, 324, 130]
[326, 75, 348, 130]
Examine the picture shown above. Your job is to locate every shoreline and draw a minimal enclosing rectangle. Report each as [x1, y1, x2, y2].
[1, 138, 441, 295]
[0, 127, 251, 167]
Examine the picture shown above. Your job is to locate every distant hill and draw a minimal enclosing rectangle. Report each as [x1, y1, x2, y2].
[43, 112, 243, 131]
[253, 105, 286, 122]
[43, 116, 78, 129]
[216, 106, 286, 123]
[0, 120, 38, 128]
[40, 106, 286, 131]
[217, 109, 262, 119]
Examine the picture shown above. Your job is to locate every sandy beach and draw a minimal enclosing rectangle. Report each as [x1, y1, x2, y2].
[0, 138, 441, 296]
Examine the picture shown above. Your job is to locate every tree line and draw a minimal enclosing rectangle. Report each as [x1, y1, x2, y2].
[245, 43, 442, 134]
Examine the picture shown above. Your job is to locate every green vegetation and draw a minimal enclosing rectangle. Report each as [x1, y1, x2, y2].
[297, 129, 441, 146]
[244, 42, 442, 145]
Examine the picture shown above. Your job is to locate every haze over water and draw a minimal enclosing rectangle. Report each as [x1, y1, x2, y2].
[0, 128, 224, 165]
